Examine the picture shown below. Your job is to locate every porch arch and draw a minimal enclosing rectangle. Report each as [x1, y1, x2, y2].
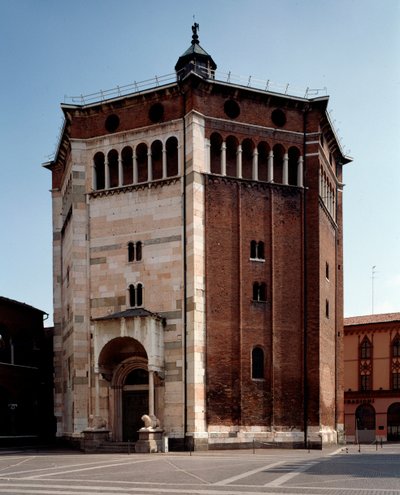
[98, 337, 154, 441]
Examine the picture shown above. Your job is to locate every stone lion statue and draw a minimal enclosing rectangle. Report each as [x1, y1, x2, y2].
[140, 414, 160, 430]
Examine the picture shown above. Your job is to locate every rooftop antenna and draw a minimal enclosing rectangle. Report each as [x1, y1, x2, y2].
[371, 265, 377, 314]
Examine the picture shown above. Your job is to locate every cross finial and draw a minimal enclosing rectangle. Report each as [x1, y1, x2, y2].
[191, 21, 200, 45]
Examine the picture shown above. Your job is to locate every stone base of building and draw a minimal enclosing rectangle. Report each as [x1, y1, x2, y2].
[181, 426, 341, 451]
[135, 429, 164, 453]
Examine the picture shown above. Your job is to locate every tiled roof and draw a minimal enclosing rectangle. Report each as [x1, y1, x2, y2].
[0, 296, 46, 315]
[344, 312, 400, 326]
[93, 307, 164, 322]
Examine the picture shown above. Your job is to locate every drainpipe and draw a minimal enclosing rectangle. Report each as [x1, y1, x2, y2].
[302, 104, 309, 449]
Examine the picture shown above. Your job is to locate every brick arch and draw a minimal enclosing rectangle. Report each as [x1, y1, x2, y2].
[98, 336, 148, 379]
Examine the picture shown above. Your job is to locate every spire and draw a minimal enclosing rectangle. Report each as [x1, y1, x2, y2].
[175, 24, 217, 81]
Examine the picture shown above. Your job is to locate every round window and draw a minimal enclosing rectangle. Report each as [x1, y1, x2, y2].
[148, 103, 164, 123]
[271, 108, 286, 127]
[224, 99, 240, 119]
[105, 114, 120, 133]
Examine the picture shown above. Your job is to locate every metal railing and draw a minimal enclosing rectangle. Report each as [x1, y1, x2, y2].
[63, 69, 327, 106]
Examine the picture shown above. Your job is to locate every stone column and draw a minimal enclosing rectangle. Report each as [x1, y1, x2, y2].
[221, 142, 227, 176]
[147, 150, 152, 182]
[118, 156, 123, 187]
[178, 144, 182, 176]
[162, 145, 167, 179]
[252, 149, 258, 181]
[297, 156, 304, 187]
[205, 140, 211, 173]
[283, 153, 289, 185]
[237, 144, 242, 179]
[149, 370, 155, 417]
[105, 157, 110, 189]
[133, 152, 138, 184]
[268, 150, 274, 182]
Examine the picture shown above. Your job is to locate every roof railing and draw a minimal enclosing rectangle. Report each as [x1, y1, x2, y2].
[63, 68, 327, 106]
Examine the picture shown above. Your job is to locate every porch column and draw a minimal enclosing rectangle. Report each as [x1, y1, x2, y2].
[149, 370, 155, 417]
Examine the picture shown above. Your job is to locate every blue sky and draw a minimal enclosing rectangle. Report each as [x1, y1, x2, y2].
[0, 0, 399, 325]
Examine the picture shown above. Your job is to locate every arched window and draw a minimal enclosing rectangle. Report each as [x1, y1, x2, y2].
[128, 283, 144, 307]
[241, 138, 254, 180]
[387, 402, 400, 441]
[128, 241, 143, 262]
[257, 142, 269, 182]
[128, 242, 135, 262]
[288, 147, 300, 186]
[129, 284, 136, 307]
[359, 336, 372, 391]
[392, 334, 400, 358]
[360, 336, 372, 359]
[258, 241, 265, 260]
[250, 241, 265, 260]
[226, 135, 238, 177]
[210, 133, 222, 174]
[108, 149, 119, 188]
[93, 152, 105, 190]
[273, 144, 284, 184]
[121, 146, 133, 185]
[252, 347, 264, 379]
[250, 240, 257, 259]
[136, 241, 142, 261]
[391, 335, 400, 390]
[166, 136, 178, 177]
[151, 140, 163, 180]
[136, 283, 143, 307]
[253, 282, 266, 302]
[136, 143, 148, 183]
[355, 403, 375, 430]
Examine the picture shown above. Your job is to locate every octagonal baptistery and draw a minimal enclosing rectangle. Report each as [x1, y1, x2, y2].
[44, 25, 351, 451]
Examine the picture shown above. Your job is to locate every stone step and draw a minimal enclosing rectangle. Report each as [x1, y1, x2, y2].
[95, 441, 136, 454]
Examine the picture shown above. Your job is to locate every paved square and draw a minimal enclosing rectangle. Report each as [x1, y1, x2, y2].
[0, 444, 399, 494]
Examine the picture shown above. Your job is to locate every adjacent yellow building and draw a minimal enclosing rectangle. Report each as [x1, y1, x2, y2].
[344, 313, 400, 442]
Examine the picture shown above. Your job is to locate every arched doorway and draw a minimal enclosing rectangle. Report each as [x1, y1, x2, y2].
[387, 402, 400, 441]
[122, 368, 149, 441]
[355, 403, 376, 443]
[98, 337, 150, 442]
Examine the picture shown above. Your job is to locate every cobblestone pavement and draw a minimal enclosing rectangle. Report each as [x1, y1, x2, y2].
[0, 443, 399, 495]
